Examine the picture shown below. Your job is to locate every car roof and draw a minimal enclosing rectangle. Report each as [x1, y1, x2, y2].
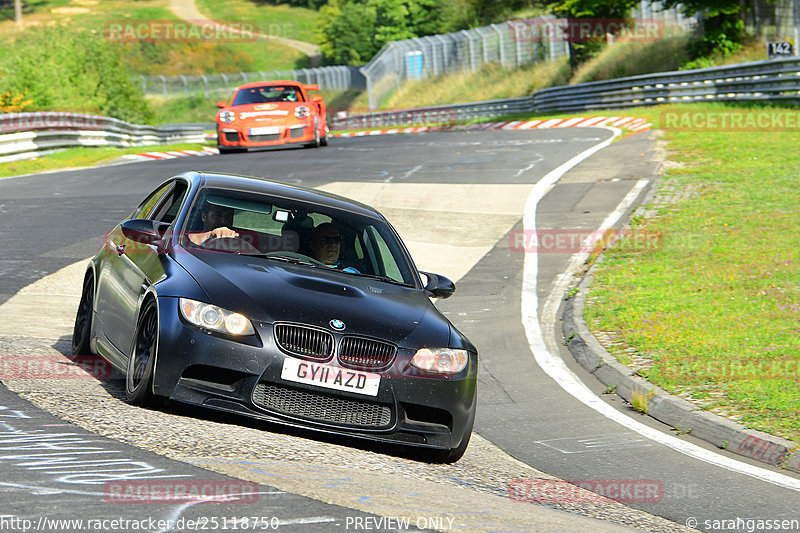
[235, 80, 304, 91]
[184, 171, 383, 220]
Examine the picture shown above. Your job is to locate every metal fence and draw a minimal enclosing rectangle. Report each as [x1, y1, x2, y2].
[359, 4, 695, 110]
[632, 0, 696, 27]
[335, 56, 800, 127]
[139, 66, 365, 98]
[138, 3, 692, 106]
[359, 16, 570, 111]
[745, 0, 800, 44]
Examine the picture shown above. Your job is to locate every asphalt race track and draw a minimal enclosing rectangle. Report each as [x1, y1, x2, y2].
[0, 129, 798, 532]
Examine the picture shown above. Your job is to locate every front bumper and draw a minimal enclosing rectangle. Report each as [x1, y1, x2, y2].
[153, 298, 477, 450]
[217, 123, 314, 147]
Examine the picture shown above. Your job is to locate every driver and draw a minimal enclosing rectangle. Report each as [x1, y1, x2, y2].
[308, 223, 358, 273]
[188, 204, 239, 245]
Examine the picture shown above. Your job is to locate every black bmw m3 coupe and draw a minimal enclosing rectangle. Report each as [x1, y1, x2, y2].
[72, 171, 477, 462]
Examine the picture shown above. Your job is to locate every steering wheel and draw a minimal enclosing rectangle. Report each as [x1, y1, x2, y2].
[200, 236, 260, 255]
[265, 250, 327, 266]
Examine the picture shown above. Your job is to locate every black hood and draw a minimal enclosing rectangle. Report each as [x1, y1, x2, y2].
[174, 249, 452, 346]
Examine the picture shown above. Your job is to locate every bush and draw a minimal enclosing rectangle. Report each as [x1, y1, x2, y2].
[0, 26, 153, 123]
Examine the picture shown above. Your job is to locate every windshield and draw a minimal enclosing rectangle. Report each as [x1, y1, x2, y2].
[232, 85, 303, 105]
[181, 187, 418, 286]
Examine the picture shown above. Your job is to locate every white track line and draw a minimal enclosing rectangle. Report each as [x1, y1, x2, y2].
[521, 127, 800, 492]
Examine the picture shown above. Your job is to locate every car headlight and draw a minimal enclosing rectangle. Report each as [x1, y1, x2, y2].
[410, 348, 469, 374]
[179, 298, 254, 336]
[219, 110, 236, 123]
[293, 105, 310, 119]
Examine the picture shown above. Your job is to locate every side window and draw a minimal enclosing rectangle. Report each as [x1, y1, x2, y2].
[364, 226, 403, 282]
[131, 183, 172, 220]
[151, 181, 188, 224]
[354, 235, 364, 260]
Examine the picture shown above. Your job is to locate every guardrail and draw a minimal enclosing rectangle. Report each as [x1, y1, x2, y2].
[335, 57, 800, 126]
[532, 56, 800, 112]
[0, 112, 205, 164]
[6, 56, 800, 163]
[331, 97, 534, 130]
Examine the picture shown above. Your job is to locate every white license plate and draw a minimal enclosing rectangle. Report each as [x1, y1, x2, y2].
[281, 358, 380, 397]
[249, 126, 280, 135]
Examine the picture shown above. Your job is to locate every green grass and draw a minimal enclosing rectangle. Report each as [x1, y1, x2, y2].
[569, 33, 691, 83]
[196, 0, 318, 44]
[148, 94, 222, 124]
[0, 142, 213, 178]
[0, 0, 309, 74]
[0, 0, 179, 35]
[359, 60, 571, 111]
[582, 102, 800, 443]
[361, 33, 773, 111]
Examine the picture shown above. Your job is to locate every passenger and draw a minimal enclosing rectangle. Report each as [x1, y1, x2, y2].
[308, 223, 358, 273]
[188, 204, 239, 245]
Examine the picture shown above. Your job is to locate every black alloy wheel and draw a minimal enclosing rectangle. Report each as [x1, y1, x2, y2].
[71, 273, 94, 356]
[126, 299, 159, 406]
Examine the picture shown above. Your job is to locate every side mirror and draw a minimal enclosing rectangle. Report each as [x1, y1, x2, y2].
[216, 100, 228, 108]
[311, 94, 323, 103]
[121, 219, 164, 246]
[420, 271, 455, 299]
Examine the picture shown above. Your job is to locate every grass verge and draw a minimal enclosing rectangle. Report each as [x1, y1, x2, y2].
[362, 35, 770, 111]
[355, 60, 571, 111]
[580, 102, 800, 443]
[0, 142, 212, 178]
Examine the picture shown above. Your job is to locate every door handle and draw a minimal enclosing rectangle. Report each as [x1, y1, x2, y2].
[116, 244, 126, 256]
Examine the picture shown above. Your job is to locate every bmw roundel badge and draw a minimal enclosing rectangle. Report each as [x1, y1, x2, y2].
[330, 319, 346, 331]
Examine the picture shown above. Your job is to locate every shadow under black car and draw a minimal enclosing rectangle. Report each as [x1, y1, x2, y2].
[56, 335, 449, 464]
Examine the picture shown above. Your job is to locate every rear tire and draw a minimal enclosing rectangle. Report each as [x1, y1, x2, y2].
[126, 299, 159, 407]
[71, 273, 94, 356]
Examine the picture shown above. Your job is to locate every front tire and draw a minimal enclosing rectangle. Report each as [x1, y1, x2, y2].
[71, 272, 94, 356]
[305, 118, 321, 148]
[126, 299, 159, 406]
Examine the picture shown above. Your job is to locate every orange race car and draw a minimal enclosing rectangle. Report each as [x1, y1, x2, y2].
[215, 80, 328, 153]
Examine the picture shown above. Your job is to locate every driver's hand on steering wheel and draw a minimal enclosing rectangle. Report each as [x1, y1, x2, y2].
[188, 226, 240, 245]
[208, 226, 239, 240]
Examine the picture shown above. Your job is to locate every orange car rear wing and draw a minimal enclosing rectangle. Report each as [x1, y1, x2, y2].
[303, 84, 320, 92]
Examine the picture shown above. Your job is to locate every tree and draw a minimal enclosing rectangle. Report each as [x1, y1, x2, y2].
[317, 0, 378, 65]
[545, 0, 642, 69]
[661, 0, 747, 59]
[316, 0, 449, 65]
[0, 26, 153, 123]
